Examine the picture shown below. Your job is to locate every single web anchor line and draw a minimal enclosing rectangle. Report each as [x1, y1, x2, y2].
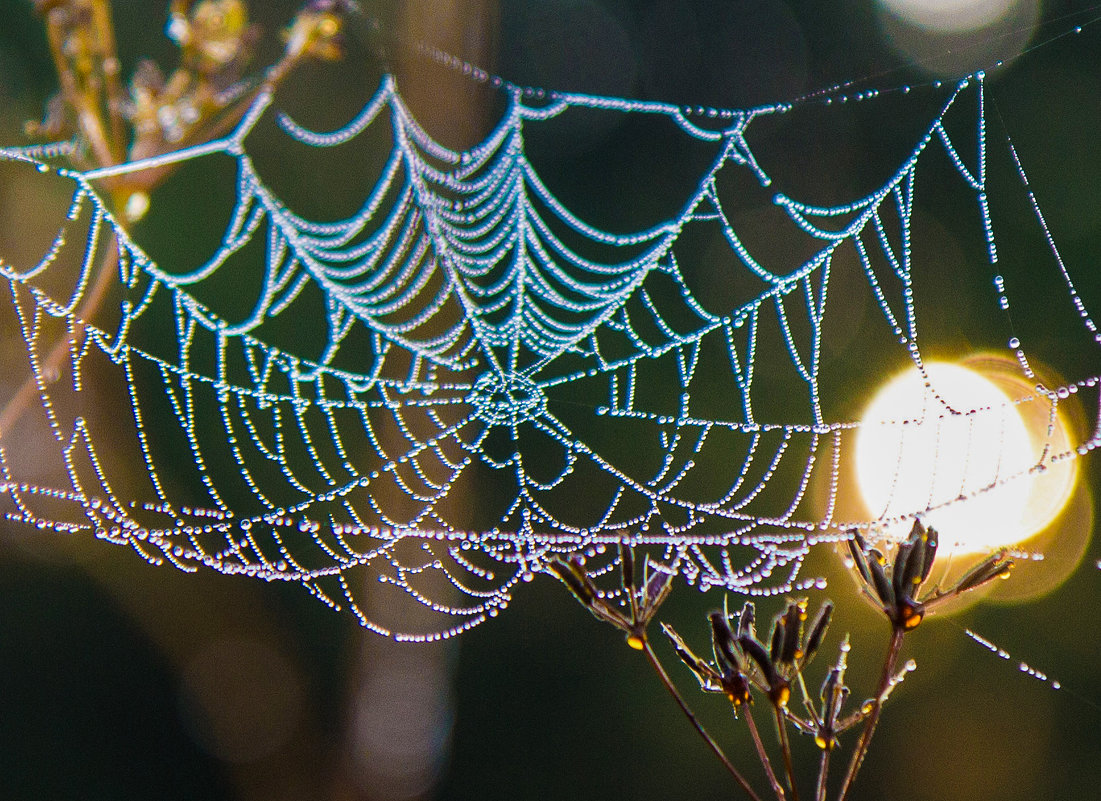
[0, 64, 1097, 637]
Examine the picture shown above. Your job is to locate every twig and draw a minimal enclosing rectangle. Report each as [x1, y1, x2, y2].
[774, 704, 800, 801]
[743, 705, 786, 800]
[836, 627, 905, 801]
[4, 2, 350, 434]
[640, 637, 764, 801]
[815, 747, 830, 801]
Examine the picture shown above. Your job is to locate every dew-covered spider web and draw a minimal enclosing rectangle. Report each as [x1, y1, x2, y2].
[1, 31, 1099, 638]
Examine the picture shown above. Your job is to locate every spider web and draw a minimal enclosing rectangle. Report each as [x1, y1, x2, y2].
[0, 47, 1098, 638]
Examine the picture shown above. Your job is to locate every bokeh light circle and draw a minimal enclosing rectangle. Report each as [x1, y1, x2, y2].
[875, 0, 1041, 76]
[855, 357, 1078, 556]
[877, 0, 1020, 34]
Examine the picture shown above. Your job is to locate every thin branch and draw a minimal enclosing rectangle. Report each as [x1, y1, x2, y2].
[836, 627, 905, 801]
[744, 705, 786, 801]
[774, 704, 800, 801]
[640, 637, 765, 801]
[815, 748, 830, 801]
[91, 0, 127, 163]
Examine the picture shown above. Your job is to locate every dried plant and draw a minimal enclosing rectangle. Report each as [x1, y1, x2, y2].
[4, 0, 356, 440]
[550, 520, 1016, 801]
[25, 0, 353, 221]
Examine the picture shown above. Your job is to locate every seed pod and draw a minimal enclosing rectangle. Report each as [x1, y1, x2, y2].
[769, 611, 785, 663]
[919, 526, 939, 583]
[804, 601, 833, 664]
[820, 665, 841, 706]
[738, 601, 756, 640]
[820, 665, 849, 725]
[710, 611, 741, 671]
[619, 542, 636, 592]
[643, 561, 675, 610]
[663, 624, 700, 668]
[739, 633, 780, 689]
[897, 527, 928, 601]
[548, 558, 596, 607]
[815, 666, 844, 751]
[892, 537, 915, 602]
[847, 531, 873, 586]
[954, 553, 1013, 594]
[663, 623, 719, 691]
[867, 548, 895, 607]
[779, 601, 804, 665]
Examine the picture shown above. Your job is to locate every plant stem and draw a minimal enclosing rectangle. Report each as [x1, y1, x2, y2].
[815, 748, 830, 801]
[744, 706, 786, 800]
[774, 705, 800, 801]
[836, 627, 905, 801]
[640, 638, 764, 801]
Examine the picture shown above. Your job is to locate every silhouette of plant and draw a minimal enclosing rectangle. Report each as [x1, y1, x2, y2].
[550, 521, 1016, 801]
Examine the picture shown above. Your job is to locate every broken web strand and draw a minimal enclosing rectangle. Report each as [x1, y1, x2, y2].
[958, 620, 1101, 725]
[962, 627, 1064, 692]
[2, 24, 1100, 639]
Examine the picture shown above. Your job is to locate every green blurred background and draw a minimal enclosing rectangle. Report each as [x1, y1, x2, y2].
[2, 1, 1101, 799]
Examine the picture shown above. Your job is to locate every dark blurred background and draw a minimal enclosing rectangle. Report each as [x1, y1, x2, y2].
[2, 1, 1101, 799]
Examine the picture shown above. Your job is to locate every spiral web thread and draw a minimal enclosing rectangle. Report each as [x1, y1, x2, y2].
[0, 58, 1098, 639]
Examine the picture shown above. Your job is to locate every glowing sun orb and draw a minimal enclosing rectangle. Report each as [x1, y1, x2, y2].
[876, 0, 1020, 33]
[855, 360, 1077, 556]
[874, 0, 1041, 78]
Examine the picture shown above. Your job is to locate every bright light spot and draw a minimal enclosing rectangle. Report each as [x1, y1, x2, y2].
[124, 191, 150, 223]
[855, 360, 1076, 556]
[877, 0, 1017, 33]
[874, 0, 1041, 77]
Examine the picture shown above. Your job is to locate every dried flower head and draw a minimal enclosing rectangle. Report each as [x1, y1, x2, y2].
[664, 597, 833, 713]
[548, 542, 675, 649]
[26, 1, 356, 220]
[170, 0, 260, 76]
[847, 518, 1013, 631]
